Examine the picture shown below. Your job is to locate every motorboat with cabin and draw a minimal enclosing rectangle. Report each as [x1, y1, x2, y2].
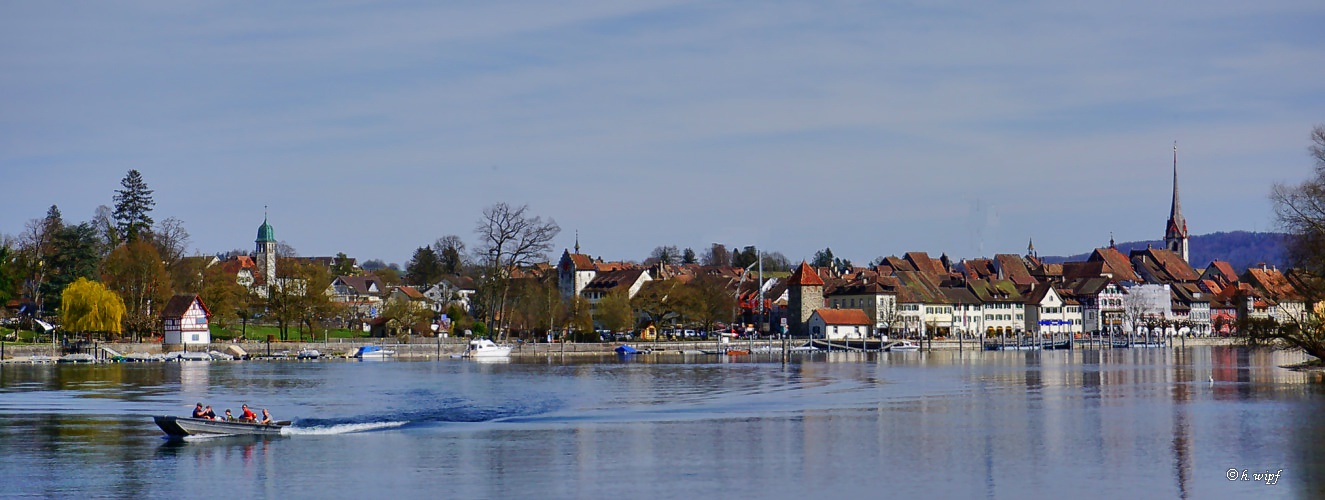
[353, 345, 395, 359]
[460, 338, 512, 359]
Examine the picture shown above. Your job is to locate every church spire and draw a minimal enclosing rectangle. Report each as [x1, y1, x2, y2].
[574, 230, 580, 254]
[1164, 141, 1190, 262]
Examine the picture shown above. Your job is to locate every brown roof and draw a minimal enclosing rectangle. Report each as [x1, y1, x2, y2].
[395, 286, 426, 300]
[787, 261, 825, 286]
[813, 308, 872, 325]
[905, 252, 944, 275]
[161, 295, 210, 319]
[1089, 247, 1142, 282]
[1243, 267, 1302, 302]
[582, 269, 648, 294]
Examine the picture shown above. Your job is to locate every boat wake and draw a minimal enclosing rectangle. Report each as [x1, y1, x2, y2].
[282, 421, 406, 435]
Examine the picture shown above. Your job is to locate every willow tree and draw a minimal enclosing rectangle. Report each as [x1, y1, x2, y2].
[1263, 123, 1325, 361]
[61, 278, 125, 338]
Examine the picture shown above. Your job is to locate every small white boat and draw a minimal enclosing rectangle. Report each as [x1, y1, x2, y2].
[461, 339, 512, 359]
[208, 350, 235, 361]
[353, 345, 395, 359]
[888, 341, 920, 352]
[297, 348, 322, 359]
[168, 351, 214, 361]
[58, 353, 96, 363]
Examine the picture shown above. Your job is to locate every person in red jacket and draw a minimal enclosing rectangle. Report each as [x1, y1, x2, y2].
[240, 404, 257, 423]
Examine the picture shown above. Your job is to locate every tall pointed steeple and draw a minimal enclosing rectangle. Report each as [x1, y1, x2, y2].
[1164, 141, 1190, 262]
[574, 230, 580, 254]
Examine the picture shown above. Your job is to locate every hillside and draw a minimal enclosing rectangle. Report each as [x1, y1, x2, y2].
[1042, 231, 1287, 271]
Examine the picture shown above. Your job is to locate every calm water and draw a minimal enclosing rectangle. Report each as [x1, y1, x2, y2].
[2, 346, 1323, 499]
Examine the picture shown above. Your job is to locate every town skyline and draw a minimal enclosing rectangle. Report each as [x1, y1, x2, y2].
[3, 2, 1321, 265]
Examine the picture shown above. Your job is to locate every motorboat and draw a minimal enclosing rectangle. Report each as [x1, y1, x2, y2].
[353, 345, 395, 359]
[890, 339, 922, 350]
[461, 339, 512, 359]
[153, 416, 291, 437]
[614, 345, 639, 355]
[296, 348, 322, 359]
[208, 350, 235, 361]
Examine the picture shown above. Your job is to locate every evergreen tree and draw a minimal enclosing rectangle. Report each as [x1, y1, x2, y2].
[811, 247, 835, 268]
[113, 169, 155, 241]
[405, 246, 443, 285]
[682, 248, 697, 264]
[42, 223, 101, 306]
[331, 252, 356, 276]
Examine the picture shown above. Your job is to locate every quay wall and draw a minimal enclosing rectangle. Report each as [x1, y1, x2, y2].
[0, 336, 1240, 361]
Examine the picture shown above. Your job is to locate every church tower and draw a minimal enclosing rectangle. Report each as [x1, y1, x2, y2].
[1164, 142, 1189, 262]
[787, 261, 824, 337]
[255, 215, 277, 285]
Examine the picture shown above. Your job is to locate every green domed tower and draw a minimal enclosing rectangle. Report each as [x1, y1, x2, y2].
[255, 216, 277, 285]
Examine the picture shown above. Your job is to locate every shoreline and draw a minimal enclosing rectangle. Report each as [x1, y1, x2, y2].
[0, 336, 1244, 363]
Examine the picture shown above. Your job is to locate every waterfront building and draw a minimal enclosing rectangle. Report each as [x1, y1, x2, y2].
[162, 294, 211, 349]
[807, 308, 871, 340]
[787, 261, 825, 337]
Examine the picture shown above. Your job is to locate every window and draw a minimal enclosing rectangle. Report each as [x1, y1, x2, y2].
[191, 334, 199, 342]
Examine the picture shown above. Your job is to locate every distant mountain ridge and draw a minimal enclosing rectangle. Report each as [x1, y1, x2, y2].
[1041, 231, 1288, 271]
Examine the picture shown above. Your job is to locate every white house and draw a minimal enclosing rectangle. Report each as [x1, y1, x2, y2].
[162, 295, 211, 349]
[807, 309, 872, 340]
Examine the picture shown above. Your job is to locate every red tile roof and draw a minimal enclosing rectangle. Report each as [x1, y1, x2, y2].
[813, 308, 871, 325]
[787, 261, 825, 286]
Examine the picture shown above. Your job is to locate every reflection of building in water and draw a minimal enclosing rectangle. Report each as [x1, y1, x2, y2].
[178, 361, 209, 393]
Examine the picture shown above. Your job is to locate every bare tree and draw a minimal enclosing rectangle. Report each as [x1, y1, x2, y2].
[150, 217, 191, 269]
[473, 202, 560, 340]
[1257, 124, 1325, 361]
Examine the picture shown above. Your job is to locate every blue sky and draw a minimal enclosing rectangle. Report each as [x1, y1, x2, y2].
[2, 1, 1323, 266]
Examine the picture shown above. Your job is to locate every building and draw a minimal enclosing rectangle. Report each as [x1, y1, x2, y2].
[807, 309, 872, 340]
[162, 295, 211, 350]
[787, 261, 825, 337]
[1164, 143, 1190, 262]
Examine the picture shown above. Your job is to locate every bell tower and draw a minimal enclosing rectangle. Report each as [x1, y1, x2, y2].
[1164, 142, 1189, 262]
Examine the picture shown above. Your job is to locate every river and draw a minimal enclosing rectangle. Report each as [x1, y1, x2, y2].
[2, 346, 1321, 499]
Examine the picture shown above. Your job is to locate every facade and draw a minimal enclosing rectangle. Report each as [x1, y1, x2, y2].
[162, 295, 211, 348]
[826, 280, 897, 335]
[1025, 286, 1082, 336]
[557, 249, 598, 299]
[807, 308, 872, 340]
[787, 262, 825, 337]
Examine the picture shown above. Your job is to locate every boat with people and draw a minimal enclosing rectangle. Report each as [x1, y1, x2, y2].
[153, 416, 291, 437]
[460, 338, 512, 359]
[353, 345, 395, 359]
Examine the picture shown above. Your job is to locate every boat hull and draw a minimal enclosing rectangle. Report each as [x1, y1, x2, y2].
[154, 416, 288, 437]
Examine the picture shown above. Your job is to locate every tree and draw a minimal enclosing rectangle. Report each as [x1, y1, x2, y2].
[42, 223, 102, 309]
[198, 263, 249, 331]
[595, 290, 634, 334]
[566, 296, 594, 341]
[113, 169, 155, 241]
[60, 278, 125, 337]
[811, 248, 835, 268]
[1261, 123, 1325, 360]
[701, 243, 730, 267]
[0, 236, 24, 307]
[433, 235, 467, 276]
[266, 259, 341, 341]
[405, 246, 444, 286]
[682, 248, 697, 264]
[761, 251, 791, 273]
[149, 217, 190, 269]
[473, 202, 560, 339]
[649, 245, 680, 265]
[102, 240, 171, 340]
[632, 279, 686, 335]
[683, 274, 736, 334]
[732, 246, 759, 269]
[91, 205, 119, 256]
[331, 252, 356, 277]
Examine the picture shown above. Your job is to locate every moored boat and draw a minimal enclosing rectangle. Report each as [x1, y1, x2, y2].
[887, 340, 920, 352]
[461, 339, 512, 359]
[353, 345, 395, 359]
[154, 416, 290, 437]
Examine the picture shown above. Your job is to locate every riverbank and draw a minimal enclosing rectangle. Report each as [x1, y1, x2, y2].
[0, 336, 1243, 362]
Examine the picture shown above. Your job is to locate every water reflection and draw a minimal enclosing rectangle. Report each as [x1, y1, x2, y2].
[1, 346, 1323, 498]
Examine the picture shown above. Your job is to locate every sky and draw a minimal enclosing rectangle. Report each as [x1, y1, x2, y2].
[2, 1, 1323, 267]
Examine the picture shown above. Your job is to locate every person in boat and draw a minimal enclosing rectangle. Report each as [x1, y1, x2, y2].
[201, 405, 217, 420]
[259, 408, 273, 425]
[240, 404, 257, 423]
[192, 403, 206, 418]
[224, 409, 235, 422]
